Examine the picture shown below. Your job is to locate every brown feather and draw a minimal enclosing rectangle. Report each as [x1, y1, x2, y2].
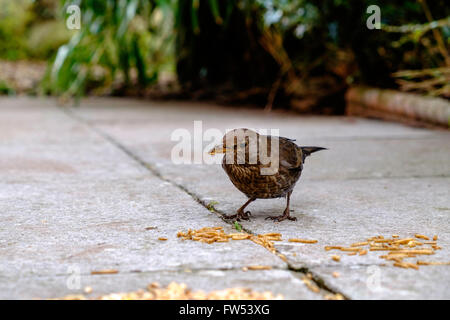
[220, 129, 325, 199]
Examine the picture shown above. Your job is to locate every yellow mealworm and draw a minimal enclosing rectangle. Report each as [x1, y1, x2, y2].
[289, 239, 318, 244]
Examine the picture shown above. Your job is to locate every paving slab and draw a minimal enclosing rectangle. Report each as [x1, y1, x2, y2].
[0, 269, 322, 300]
[67, 97, 450, 299]
[1, 97, 322, 299]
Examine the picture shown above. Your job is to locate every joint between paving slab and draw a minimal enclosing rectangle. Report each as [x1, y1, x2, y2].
[59, 106, 256, 233]
[287, 265, 350, 300]
[59, 106, 349, 299]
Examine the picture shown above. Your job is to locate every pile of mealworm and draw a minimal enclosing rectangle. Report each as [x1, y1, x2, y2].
[325, 234, 447, 269]
[177, 228, 448, 270]
[177, 227, 283, 256]
[176, 227, 318, 263]
[55, 282, 282, 300]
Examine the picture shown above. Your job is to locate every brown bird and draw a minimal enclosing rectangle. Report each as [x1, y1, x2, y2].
[209, 128, 326, 222]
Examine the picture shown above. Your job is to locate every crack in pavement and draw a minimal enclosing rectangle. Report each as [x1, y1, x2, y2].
[60, 106, 349, 299]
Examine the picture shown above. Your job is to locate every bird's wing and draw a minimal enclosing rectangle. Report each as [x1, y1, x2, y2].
[278, 138, 303, 170]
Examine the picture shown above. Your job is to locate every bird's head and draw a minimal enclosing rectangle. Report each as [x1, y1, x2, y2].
[208, 128, 259, 156]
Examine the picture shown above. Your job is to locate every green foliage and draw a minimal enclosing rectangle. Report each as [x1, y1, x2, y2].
[44, 0, 176, 97]
[175, 0, 449, 104]
[0, 80, 15, 95]
[0, 0, 34, 60]
[33, 0, 450, 100]
[206, 201, 219, 212]
[0, 0, 72, 60]
[27, 20, 74, 59]
[256, 0, 449, 83]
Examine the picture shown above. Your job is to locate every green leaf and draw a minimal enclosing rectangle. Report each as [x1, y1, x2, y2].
[191, 0, 200, 34]
[208, 0, 223, 25]
[206, 201, 219, 212]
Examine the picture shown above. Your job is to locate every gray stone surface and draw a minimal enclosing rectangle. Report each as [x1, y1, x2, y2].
[0, 96, 449, 299]
[0, 97, 293, 299]
[1, 269, 321, 300]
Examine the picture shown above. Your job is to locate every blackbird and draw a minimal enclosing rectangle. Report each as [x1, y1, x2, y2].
[209, 128, 326, 222]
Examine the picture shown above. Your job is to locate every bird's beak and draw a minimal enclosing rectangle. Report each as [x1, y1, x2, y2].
[208, 144, 228, 155]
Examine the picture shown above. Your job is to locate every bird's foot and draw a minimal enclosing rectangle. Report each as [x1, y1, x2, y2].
[222, 210, 251, 221]
[265, 211, 297, 222]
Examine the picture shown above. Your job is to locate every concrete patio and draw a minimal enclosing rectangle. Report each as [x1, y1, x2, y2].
[0, 96, 449, 299]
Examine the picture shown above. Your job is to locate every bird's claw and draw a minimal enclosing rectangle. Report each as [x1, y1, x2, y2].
[265, 215, 297, 222]
[222, 210, 251, 221]
[237, 211, 251, 221]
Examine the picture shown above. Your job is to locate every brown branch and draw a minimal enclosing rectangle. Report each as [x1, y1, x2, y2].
[381, 17, 450, 33]
[418, 0, 450, 66]
[264, 72, 283, 112]
[392, 67, 450, 78]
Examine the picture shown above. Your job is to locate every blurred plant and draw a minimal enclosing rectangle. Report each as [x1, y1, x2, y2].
[27, 20, 74, 59]
[0, 0, 34, 60]
[175, 0, 449, 110]
[252, 0, 449, 103]
[0, 0, 73, 62]
[0, 80, 15, 95]
[41, 0, 450, 103]
[382, 0, 450, 97]
[392, 67, 450, 97]
[44, 0, 177, 98]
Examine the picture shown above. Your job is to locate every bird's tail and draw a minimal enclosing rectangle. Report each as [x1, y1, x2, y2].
[300, 146, 327, 160]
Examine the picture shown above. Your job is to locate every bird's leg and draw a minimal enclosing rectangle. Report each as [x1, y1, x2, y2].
[265, 191, 297, 222]
[223, 198, 255, 221]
